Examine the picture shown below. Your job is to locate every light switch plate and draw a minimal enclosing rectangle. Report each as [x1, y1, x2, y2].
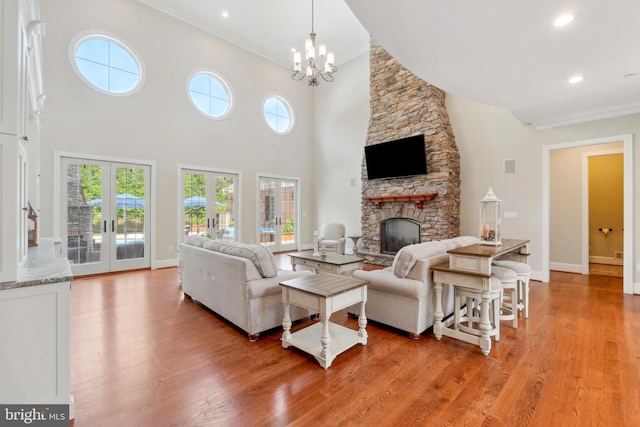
[504, 211, 518, 219]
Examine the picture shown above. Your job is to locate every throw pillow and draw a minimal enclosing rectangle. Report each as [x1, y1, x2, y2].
[185, 235, 210, 247]
[218, 242, 279, 278]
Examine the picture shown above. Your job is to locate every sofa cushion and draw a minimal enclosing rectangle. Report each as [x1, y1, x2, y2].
[218, 242, 278, 278]
[353, 269, 425, 300]
[452, 236, 480, 247]
[202, 239, 224, 252]
[185, 235, 210, 247]
[392, 241, 449, 278]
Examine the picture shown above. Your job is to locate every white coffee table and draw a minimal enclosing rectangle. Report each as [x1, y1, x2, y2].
[288, 252, 364, 275]
[280, 274, 368, 369]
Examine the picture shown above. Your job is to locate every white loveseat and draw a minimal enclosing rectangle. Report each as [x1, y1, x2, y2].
[179, 236, 312, 341]
[348, 236, 480, 338]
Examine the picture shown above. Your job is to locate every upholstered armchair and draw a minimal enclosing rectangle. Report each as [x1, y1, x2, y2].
[317, 223, 346, 255]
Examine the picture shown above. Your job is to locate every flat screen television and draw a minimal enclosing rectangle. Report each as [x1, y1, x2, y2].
[365, 135, 427, 180]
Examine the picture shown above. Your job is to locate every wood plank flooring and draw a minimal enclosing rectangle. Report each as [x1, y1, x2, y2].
[69, 263, 640, 426]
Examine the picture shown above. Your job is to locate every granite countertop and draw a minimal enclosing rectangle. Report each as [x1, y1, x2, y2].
[0, 237, 73, 291]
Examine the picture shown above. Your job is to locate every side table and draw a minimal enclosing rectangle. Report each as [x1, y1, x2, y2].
[280, 274, 368, 369]
[347, 235, 362, 254]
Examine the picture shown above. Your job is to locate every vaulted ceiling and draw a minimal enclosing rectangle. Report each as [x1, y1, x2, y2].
[136, 0, 640, 129]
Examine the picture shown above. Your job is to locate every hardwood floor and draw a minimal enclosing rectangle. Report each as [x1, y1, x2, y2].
[69, 262, 640, 426]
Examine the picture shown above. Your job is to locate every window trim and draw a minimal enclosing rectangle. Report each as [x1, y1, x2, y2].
[186, 69, 234, 120]
[263, 95, 295, 135]
[68, 31, 145, 97]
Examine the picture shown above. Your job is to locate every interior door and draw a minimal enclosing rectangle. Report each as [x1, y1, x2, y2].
[258, 176, 298, 252]
[62, 158, 150, 275]
[183, 169, 238, 242]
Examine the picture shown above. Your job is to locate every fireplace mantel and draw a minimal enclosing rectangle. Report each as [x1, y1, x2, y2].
[364, 193, 438, 209]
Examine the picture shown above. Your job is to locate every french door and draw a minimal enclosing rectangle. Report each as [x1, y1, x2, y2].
[61, 158, 151, 276]
[258, 176, 298, 252]
[182, 169, 238, 242]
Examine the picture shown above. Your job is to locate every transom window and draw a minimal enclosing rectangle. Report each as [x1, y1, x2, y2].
[263, 96, 294, 134]
[187, 71, 233, 119]
[70, 34, 143, 96]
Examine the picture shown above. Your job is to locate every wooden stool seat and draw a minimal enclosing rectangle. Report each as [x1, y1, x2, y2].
[493, 260, 532, 319]
[454, 276, 504, 342]
[491, 265, 519, 329]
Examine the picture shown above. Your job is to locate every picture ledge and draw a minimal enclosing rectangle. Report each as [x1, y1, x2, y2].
[363, 193, 438, 209]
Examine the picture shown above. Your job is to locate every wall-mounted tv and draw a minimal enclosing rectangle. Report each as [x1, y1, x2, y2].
[365, 135, 427, 180]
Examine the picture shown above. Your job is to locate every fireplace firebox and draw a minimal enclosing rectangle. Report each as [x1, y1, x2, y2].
[380, 218, 420, 254]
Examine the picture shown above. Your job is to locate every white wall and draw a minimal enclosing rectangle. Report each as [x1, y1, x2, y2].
[312, 52, 370, 252]
[38, 0, 314, 263]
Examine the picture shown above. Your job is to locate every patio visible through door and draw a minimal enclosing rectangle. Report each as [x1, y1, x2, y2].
[258, 176, 298, 252]
[61, 157, 151, 276]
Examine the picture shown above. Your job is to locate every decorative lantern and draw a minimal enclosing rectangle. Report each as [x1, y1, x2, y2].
[479, 187, 502, 246]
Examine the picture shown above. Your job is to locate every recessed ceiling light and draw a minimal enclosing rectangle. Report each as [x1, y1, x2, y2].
[554, 13, 575, 27]
[221, 11, 229, 18]
[569, 75, 584, 84]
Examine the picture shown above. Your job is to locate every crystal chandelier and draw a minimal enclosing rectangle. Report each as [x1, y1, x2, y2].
[291, 0, 336, 86]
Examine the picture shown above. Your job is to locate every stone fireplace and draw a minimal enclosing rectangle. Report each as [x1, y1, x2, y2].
[359, 41, 461, 266]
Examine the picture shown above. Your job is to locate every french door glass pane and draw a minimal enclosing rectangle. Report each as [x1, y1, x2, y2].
[215, 175, 235, 241]
[184, 173, 207, 236]
[259, 178, 276, 246]
[280, 181, 296, 245]
[115, 167, 146, 260]
[67, 163, 103, 265]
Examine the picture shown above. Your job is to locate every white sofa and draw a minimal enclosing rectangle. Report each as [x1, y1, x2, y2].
[179, 236, 313, 341]
[348, 236, 480, 338]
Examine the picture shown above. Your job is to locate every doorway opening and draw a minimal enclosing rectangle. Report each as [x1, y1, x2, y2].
[543, 134, 634, 294]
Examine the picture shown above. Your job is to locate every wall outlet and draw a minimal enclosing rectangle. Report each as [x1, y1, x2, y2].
[169, 245, 174, 252]
[637, 263, 640, 272]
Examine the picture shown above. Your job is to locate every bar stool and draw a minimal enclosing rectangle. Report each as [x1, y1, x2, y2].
[491, 265, 519, 329]
[454, 276, 504, 342]
[493, 260, 532, 318]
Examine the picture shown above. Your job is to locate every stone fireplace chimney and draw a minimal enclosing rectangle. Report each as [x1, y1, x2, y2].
[359, 41, 461, 266]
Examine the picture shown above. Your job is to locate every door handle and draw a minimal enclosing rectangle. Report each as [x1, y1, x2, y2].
[112, 220, 115, 233]
[207, 218, 210, 228]
[104, 220, 107, 233]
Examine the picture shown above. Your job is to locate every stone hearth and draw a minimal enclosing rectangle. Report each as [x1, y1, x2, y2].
[359, 41, 460, 266]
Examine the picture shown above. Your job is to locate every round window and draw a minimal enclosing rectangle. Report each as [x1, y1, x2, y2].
[70, 33, 143, 96]
[263, 96, 294, 134]
[187, 71, 233, 119]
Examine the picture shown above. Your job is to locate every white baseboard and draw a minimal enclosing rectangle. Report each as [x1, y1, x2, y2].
[549, 262, 584, 274]
[153, 258, 178, 269]
[634, 281, 640, 295]
[531, 270, 548, 283]
[589, 255, 623, 266]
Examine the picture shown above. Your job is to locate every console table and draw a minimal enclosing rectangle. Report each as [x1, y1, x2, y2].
[280, 274, 368, 369]
[431, 239, 529, 355]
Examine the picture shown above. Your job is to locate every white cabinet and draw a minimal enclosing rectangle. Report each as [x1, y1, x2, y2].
[0, 280, 70, 405]
[0, 136, 27, 283]
[0, 0, 43, 283]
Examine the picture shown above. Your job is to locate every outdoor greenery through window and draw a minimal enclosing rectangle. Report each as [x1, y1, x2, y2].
[81, 166, 146, 240]
[188, 72, 232, 119]
[263, 96, 293, 134]
[184, 172, 236, 241]
[72, 35, 142, 95]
